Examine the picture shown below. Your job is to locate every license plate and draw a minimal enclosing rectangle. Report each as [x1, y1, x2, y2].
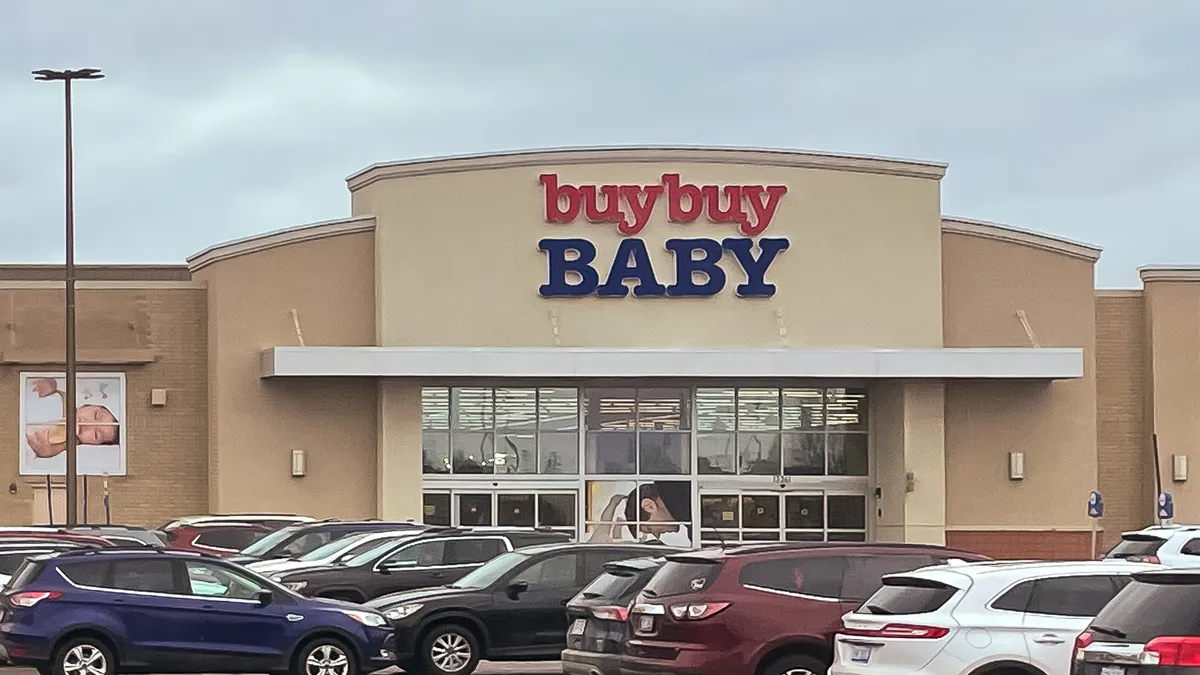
[1100, 667, 1124, 675]
[570, 618, 586, 636]
[851, 646, 872, 664]
[637, 615, 655, 632]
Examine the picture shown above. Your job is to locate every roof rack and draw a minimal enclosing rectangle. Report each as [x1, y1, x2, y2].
[65, 524, 147, 531]
[50, 546, 219, 560]
[717, 541, 976, 556]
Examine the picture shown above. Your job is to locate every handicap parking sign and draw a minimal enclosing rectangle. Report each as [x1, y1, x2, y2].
[1088, 491, 1104, 518]
[1159, 492, 1175, 520]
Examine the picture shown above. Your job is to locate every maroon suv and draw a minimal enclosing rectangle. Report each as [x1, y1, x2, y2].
[621, 542, 989, 675]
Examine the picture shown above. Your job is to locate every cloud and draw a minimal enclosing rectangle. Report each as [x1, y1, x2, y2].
[1, 0, 1198, 286]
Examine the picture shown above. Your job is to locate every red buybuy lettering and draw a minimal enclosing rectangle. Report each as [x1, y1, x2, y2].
[539, 173, 787, 236]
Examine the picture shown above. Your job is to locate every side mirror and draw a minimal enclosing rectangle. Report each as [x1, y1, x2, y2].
[256, 590, 274, 606]
[506, 580, 529, 599]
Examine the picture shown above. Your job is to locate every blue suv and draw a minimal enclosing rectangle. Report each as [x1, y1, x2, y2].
[0, 548, 394, 675]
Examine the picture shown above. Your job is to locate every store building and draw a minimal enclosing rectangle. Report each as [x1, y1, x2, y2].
[0, 146, 1188, 559]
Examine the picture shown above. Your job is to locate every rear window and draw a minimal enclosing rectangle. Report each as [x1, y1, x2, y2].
[1105, 535, 1166, 559]
[643, 561, 720, 598]
[860, 577, 959, 615]
[7, 561, 45, 591]
[1090, 576, 1200, 641]
[580, 569, 645, 601]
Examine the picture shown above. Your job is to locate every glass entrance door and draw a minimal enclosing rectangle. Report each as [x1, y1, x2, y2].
[698, 490, 868, 546]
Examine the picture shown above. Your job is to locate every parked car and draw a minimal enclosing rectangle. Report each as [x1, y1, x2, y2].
[621, 542, 990, 675]
[0, 541, 99, 576]
[1102, 524, 1200, 566]
[62, 525, 167, 548]
[248, 529, 427, 577]
[0, 531, 115, 548]
[162, 520, 276, 556]
[157, 513, 315, 531]
[833, 559, 1158, 675]
[1074, 567, 1200, 675]
[369, 542, 677, 675]
[563, 555, 666, 675]
[274, 527, 571, 603]
[227, 520, 430, 565]
[0, 547, 395, 675]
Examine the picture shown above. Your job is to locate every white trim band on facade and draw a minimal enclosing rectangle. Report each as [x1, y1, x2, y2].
[260, 346, 1084, 379]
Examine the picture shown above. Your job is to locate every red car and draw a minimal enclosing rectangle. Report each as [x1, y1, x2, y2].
[0, 531, 114, 548]
[621, 543, 990, 675]
[162, 521, 274, 556]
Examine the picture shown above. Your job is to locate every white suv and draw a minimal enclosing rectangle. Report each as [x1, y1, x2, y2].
[830, 560, 1159, 675]
[1102, 524, 1200, 566]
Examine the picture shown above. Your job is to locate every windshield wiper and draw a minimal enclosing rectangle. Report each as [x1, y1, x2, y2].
[863, 604, 895, 615]
[642, 589, 658, 598]
[1089, 626, 1128, 640]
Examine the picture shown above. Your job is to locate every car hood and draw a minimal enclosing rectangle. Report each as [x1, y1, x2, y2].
[308, 595, 371, 611]
[367, 585, 475, 611]
[275, 563, 348, 580]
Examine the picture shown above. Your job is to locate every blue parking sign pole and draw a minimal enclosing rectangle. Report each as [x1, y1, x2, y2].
[1088, 491, 1104, 559]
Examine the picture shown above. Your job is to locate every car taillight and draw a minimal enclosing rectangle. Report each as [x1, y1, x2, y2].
[1074, 631, 1093, 660]
[8, 591, 62, 607]
[591, 606, 629, 621]
[842, 623, 949, 639]
[1142, 637, 1200, 667]
[668, 602, 730, 621]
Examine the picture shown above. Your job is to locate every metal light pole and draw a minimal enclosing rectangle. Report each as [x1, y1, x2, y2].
[33, 68, 104, 526]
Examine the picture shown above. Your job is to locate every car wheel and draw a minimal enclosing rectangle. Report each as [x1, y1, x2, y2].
[420, 624, 480, 675]
[294, 637, 356, 675]
[762, 654, 828, 675]
[52, 636, 115, 675]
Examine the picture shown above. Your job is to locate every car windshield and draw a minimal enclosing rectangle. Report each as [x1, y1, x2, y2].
[337, 534, 415, 563]
[298, 534, 368, 562]
[450, 551, 530, 589]
[240, 526, 299, 556]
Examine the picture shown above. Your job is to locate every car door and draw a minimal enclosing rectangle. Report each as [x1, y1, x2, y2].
[180, 559, 295, 671]
[366, 539, 448, 597]
[92, 558, 200, 668]
[1021, 574, 1128, 674]
[489, 551, 583, 655]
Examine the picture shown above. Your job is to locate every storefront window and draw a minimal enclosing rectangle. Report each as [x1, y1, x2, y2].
[584, 388, 691, 475]
[696, 386, 868, 477]
[421, 387, 580, 474]
[700, 492, 866, 544]
[421, 490, 577, 536]
[583, 479, 693, 546]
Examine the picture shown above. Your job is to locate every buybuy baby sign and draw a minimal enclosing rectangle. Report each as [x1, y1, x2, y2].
[537, 173, 790, 298]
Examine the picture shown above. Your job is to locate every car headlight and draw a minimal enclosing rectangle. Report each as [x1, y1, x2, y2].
[384, 604, 424, 621]
[282, 580, 307, 591]
[341, 609, 388, 627]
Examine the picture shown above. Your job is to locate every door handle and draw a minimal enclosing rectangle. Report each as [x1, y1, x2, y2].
[1033, 634, 1065, 645]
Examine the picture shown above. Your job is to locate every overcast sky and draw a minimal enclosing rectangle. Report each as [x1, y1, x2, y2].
[2, 1, 1197, 287]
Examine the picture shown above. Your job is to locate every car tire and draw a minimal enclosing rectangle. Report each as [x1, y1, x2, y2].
[761, 654, 828, 675]
[52, 636, 116, 675]
[419, 623, 480, 675]
[293, 637, 357, 675]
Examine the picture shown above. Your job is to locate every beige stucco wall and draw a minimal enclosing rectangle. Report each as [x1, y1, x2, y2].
[353, 149, 946, 350]
[941, 229, 1098, 531]
[192, 231, 379, 518]
[1144, 276, 1200, 522]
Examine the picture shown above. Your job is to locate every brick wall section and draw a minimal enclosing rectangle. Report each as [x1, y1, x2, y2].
[0, 285, 208, 526]
[946, 530, 1101, 560]
[1095, 294, 1153, 535]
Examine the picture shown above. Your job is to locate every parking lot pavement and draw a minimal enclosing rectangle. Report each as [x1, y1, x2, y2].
[6, 663, 562, 674]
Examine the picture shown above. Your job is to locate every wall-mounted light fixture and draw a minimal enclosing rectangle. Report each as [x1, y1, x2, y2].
[150, 388, 168, 407]
[1174, 454, 1189, 482]
[1008, 452, 1025, 481]
[291, 449, 307, 477]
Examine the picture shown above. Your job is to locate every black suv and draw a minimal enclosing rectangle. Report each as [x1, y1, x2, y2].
[226, 520, 429, 564]
[1074, 568, 1200, 675]
[273, 527, 571, 603]
[368, 542, 678, 675]
[563, 556, 666, 675]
